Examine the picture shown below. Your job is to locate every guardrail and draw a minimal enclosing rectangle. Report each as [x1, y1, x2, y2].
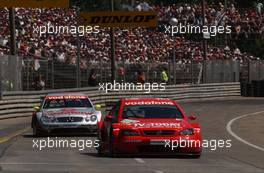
[0, 83, 241, 120]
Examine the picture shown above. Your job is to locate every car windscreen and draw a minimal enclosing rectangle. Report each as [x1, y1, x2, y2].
[122, 105, 183, 119]
[43, 99, 92, 109]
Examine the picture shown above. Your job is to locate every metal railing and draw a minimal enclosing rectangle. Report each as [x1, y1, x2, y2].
[0, 82, 241, 120]
[21, 59, 245, 91]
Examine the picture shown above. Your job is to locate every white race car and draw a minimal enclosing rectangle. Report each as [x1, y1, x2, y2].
[31, 93, 102, 136]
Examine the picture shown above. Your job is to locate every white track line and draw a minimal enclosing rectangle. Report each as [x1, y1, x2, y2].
[134, 158, 165, 173]
[226, 110, 264, 152]
[134, 158, 145, 163]
[0, 163, 72, 165]
[154, 170, 164, 173]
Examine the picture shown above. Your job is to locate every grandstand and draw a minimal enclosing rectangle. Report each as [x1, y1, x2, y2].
[0, 1, 263, 90]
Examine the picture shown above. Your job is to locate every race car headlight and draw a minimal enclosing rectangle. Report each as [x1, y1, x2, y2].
[180, 128, 194, 135]
[120, 129, 140, 136]
[85, 117, 90, 122]
[90, 115, 97, 122]
[41, 116, 49, 123]
[41, 116, 57, 123]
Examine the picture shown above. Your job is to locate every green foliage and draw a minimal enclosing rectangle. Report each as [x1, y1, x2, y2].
[237, 36, 264, 59]
[235, 0, 264, 8]
[254, 37, 264, 59]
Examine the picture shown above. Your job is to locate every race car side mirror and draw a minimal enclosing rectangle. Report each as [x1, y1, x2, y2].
[105, 115, 113, 121]
[188, 115, 197, 120]
[95, 104, 102, 110]
[34, 106, 40, 112]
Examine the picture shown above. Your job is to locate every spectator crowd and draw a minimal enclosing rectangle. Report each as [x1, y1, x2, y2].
[0, 1, 263, 68]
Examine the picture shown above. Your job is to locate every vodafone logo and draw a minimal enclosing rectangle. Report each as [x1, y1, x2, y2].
[45, 96, 87, 100]
[125, 101, 174, 106]
[45, 111, 93, 116]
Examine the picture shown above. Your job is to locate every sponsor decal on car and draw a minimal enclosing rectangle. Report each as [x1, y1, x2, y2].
[45, 111, 94, 116]
[121, 119, 139, 124]
[134, 123, 180, 128]
[45, 96, 87, 100]
[125, 101, 174, 106]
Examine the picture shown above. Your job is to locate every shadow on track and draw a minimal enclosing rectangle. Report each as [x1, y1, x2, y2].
[22, 133, 98, 138]
[81, 152, 201, 159]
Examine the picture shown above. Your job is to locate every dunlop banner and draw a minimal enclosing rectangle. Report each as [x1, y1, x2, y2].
[78, 11, 158, 28]
[0, 0, 69, 8]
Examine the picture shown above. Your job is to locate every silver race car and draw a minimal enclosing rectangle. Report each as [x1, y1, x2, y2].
[31, 93, 102, 136]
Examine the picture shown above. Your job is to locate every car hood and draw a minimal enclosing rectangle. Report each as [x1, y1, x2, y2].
[42, 108, 95, 116]
[119, 118, 190, 130]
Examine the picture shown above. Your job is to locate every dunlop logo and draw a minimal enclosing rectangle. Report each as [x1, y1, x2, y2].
[78, 11, 158, 28]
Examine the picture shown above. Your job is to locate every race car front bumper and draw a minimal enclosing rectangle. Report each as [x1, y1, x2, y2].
[36, 121, 98, 134]
[113, 135, 202, 155]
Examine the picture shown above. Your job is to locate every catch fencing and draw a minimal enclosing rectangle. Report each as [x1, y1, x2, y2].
[1, 56, 263, 91]
[21, 59, 246, 91]
[0, 55, 22, 92]
[248, 60, 264, 82]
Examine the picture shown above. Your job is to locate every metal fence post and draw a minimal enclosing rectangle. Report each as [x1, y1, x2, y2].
[191, 54, 194, 84]
[230, 60, 233, 82]
[258, 60, 261, 80]
[173, 50, 176, 84]
[248, 59, 251, 83]
[26, 60, 30, 91]
[168, 59, 171, 85]
[0, 59, 2, 100]
[221, 60, 224, 83]
[51, 57, 55, 89]
[100, 58, 103, 84]
[0, 82, 2, 100]
[45, 60, 49, 89]
[122, 57, 125, 82]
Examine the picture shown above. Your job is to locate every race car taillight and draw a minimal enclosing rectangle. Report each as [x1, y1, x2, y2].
[180, 128, 194, 135]
[120, 129, 140, 136]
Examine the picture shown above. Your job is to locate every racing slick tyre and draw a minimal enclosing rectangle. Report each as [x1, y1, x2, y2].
[32, 121, 47, 137]
[97, 132, 105, 157]
[109, 134, 119, 158]
[32, 123, 42, 137]
[96, 140, 106, 157]
[97, 145, 106, 157]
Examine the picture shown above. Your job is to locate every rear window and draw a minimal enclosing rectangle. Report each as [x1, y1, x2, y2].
[43, 98, 92, 109]
[122, 105, 183, 119]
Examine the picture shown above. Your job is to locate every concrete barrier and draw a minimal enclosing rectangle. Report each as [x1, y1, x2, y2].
[0, 83, 240, 120]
